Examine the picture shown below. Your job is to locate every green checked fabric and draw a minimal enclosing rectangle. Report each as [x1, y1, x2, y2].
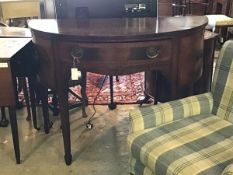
[128, 40, 233, 175]
[129, 93, 213, 133]
[212, 40, 233, 123]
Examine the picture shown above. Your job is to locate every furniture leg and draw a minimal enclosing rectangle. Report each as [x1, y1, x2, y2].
[138, 93, 151, 106]
[116, 75, 119, 82]
[108, 75, 116, 110]
[41, 84, 50, 134]
[57, 87, 72, 165]
[139, 71, 158, 105]
[8, 106, 20, 164]
[28, 76, 40, 130]
[13, 77, 23, 109]
[20, 77, 32, 121]
[51, 93, 59, 116]
[81, 71, 87, 118]
[0, 106, 9, 127]
[153, 72, 157, 105]
[9, 19, 13, 26]
[47, 90, 60, 116]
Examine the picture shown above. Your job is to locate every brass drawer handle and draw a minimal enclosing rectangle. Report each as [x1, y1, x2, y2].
[70, 48, 84, 60]
[146, 47, 159, 59]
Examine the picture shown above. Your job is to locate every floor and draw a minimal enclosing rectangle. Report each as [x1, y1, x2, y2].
[0, 104, 139, 175]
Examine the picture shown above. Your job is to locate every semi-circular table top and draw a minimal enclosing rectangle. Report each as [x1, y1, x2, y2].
[28, 16, 208, 42]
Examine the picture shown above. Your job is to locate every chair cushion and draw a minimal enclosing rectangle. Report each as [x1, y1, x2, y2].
[206, 15, 233, 28]
[128, 114, 233, 175]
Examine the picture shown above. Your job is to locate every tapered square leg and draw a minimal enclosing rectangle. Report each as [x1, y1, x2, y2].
[8, 106, 20, 164]
[28, 76, 40, 130]
[40, 85, 50, 134]
[57, 88, 72, 165]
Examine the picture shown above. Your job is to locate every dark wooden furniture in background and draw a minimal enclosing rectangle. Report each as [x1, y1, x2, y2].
[54, 0, 156, 19]
[226, 1, 233, 39]
[52, 0, 211, 18]
[158, 0, 172, 16]
[124, 0, 156, 17]
[0, 37, 33, 164]
[212, 0, 231, 15]
[0, 26, 32, 126]
[28, 16, 208, 165]
[158, 0, 210, 16]
[0, 26, 40, 130]
[211, 0, 232, 41]
[172, 0, 191, 16]
[190, 0, 210, 15]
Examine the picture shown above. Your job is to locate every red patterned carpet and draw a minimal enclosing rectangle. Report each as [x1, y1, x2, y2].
[18, 72, 145, 105]
[70, 72, 145, 104]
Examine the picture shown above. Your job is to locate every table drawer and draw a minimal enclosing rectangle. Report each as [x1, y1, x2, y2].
[57, 39, 172, 75]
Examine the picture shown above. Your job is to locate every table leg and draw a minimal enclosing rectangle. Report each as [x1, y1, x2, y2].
[108, 75, 116, 110]
[8, 106, 20, 164]
[0, 107, 9, 127]
[21, 77, 32, 121]
[139, 71, 158, 105]
[28, 76, 40, 130]
[57, 88, 72, 165]
[41, 84, 50, 134]
[51, 93, 59, 116]
[81, 71, 87, 118]
[138, 93, 151, 106]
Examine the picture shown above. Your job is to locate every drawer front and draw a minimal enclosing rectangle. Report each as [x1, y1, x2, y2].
[57, 40, 172, 75]
[0, 63, 15, 106]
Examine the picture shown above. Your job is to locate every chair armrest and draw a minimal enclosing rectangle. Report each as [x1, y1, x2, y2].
[222, 164, 233, 175]
[129, 92, 213, 133]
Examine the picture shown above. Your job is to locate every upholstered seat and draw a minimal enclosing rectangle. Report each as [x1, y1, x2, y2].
[127, 40, 233, 175]
[206, 15, 233, 28]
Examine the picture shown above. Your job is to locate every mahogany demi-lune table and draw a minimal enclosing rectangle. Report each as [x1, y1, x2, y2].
[28, 16, 208, 165]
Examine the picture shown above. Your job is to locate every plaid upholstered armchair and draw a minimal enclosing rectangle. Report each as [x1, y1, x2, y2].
[127, 40, 233, 175]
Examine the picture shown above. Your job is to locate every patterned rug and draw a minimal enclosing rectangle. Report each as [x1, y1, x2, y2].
[18, 72, 145, 105]
[70, 72, 145, 104]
